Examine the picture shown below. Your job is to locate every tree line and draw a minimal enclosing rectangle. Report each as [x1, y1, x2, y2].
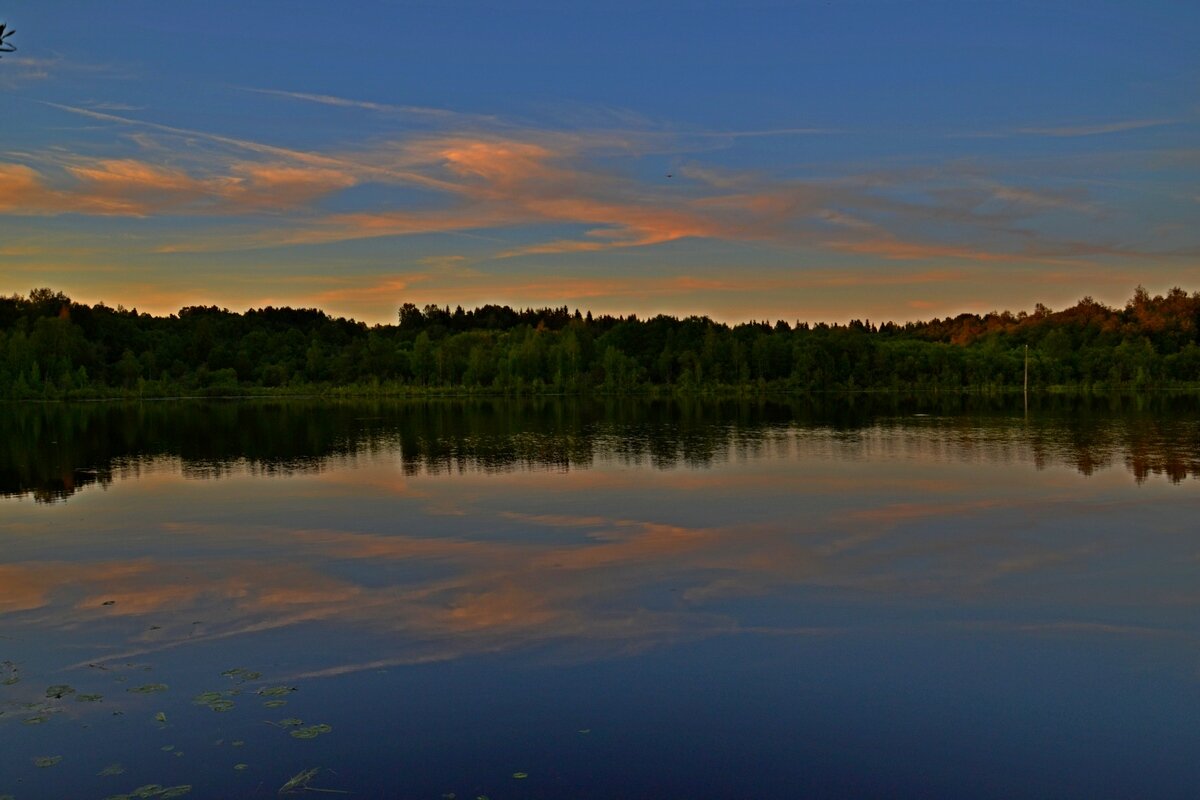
[2, 286, 1199, 399]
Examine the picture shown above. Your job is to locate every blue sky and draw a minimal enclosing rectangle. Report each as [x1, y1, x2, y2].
[2, 0, 1198, 322]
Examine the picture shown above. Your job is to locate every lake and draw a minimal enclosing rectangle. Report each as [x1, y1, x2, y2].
[2, 396, 1200, 799]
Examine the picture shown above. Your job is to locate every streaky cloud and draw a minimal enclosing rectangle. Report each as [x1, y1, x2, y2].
[237, 86, 504, 125]
[39, 101, 462, 193]
[1018, 119, 1174, 137]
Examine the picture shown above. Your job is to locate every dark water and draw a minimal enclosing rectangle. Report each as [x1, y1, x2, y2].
[2, 396, 1200, 799]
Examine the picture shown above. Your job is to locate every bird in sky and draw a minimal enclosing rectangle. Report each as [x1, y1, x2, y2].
[0, 23, 15, 57]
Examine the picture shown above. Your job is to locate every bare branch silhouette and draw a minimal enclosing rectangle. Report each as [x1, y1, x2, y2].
[0, 23, 16, 57]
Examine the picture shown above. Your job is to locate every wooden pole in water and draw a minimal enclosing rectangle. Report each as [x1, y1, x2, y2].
[1024, 344, 1029, 414]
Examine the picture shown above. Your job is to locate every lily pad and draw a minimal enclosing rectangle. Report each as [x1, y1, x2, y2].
[289, 723, 333, 739]
[159, 788, 192, 799]
[155, 712, 167, 724]
[233, 763, 249, 771]
[512, 772, 528, 779]
[45, 684, 75, 699]
[78, 693, 104, 702]
[99, 763, 126, 776]
[263, 699, 287, 709]
[24, 715, 49, 725]
[231, 740, 245, 747]
[161, 745, 174, 752]
[127, 684, 168, 694]
[34, 755, 63, 768]
[257, 686, 296, 697]
[192, 691, 235, 712]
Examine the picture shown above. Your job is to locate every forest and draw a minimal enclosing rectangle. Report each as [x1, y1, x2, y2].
[2, 286, 1200, 399]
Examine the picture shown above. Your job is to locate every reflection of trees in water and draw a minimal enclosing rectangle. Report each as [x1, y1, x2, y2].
[2, 394, 1199, 501]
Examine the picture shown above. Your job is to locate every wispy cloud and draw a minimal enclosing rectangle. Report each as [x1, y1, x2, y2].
[82, 100, 145, 112]
[1017, 118, 1174, 137]
[237, 86, 503, 125]
[0, 158, 357, 217]
[39, 102, 461, 192]
[18, 99, 1193, 275]
[0, 54, 136, 88]
[0, 55, 52, 86]
[950, 118, 1176, 140]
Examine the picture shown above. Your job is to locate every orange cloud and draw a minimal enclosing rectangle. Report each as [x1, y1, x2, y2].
[13, 103, 1148, 279]
[827, 237, 1017, 263]
[0, 158, 357, 217]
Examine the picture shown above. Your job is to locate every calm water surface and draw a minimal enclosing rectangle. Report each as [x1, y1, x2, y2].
[2, 397, 1200, 799]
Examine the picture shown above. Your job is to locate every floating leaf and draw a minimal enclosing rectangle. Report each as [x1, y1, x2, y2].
[159, 788, 192, 799]
[234, 763, 249, 771]
[263, 699, 287, 709]
[231, 740, 245, 747]
[257, 686, 295, 697]
[78, 693, 104, 702]
[278, 718, 304, 728]
[1, 675, 18, 686]
[289, 723, 332, 739]
[127, 684, 168, 694]
[161, 745, 174, 752]
[577, 728, 591, 734]
[512, 772, 528, 779]
[45, 684, 75, 699]
[192, 690, 235, 712]
[155, 712, 167, 724]
[24, 715, 48, 725]
[99, 763, 126, 776]
[34, 755, 63, 768]
[102, 600, 116, 606]
[279, 767, 321, 793]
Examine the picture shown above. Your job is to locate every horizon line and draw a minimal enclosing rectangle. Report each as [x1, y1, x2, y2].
[5, 285, 1185, 330]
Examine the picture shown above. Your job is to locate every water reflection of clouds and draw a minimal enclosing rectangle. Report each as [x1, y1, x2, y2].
[3, 449, 1196, 685]
[4, 405, 1200, 687]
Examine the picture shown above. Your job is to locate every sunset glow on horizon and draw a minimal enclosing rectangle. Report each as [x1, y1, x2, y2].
[2, 1, 1198, 324]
